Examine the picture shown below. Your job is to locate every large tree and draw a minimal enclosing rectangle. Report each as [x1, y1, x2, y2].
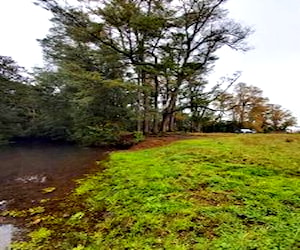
[266, 104, 297, 131]
[36, 0, 252, 134]
[231, 82, 269, 131]
[35, 31, 135, 144]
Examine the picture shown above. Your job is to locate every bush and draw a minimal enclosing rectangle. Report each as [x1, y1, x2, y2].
[133, 131, 145, 143]
[115, 131, 145, 148]
[72, 124, 120, 146]
[72, 125, 145, 147]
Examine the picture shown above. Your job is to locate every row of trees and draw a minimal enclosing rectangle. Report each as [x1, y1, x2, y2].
[0, 0, 297, 145]
[0, 56, 32, 142]
[0, 53, 133, 144]
[212, 82, 296, 132]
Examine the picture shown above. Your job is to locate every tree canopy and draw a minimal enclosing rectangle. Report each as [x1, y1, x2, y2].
[0, 1, 297, 145]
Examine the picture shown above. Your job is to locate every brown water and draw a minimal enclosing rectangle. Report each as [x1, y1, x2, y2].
[0, 142, 108, 249]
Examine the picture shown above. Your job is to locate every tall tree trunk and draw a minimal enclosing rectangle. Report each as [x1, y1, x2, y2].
[161, 113, 170, 133]
[143, 98, 150, 134]
[136, 72, 142, 132]
[153, 74, 159, 134]
[169, 113, 175, 131]
[161, 91, 177, 132]
[240, 102, 246, 127]
[142, 71, 150, 134]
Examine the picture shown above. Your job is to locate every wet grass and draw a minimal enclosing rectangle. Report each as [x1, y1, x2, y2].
[12, 134, 300, 249]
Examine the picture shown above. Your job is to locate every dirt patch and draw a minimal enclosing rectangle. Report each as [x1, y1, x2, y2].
[189, 190, 232, 206]
[129, 135, 195, 151]
[129, 133, 232, 151]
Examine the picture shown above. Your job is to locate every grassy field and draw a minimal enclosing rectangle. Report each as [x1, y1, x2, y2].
[13, 134, 300, 249]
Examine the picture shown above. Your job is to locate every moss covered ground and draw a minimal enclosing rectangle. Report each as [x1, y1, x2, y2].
[12, 134, 300, 249]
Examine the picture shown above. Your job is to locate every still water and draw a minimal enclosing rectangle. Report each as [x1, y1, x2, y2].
[0, 142, 107, 249]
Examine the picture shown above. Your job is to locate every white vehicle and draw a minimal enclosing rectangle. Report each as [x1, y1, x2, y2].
[236, 128, 256, 134]
[286, 126, 300, 133]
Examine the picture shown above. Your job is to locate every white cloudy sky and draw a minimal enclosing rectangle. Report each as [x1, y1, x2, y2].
[211, 0, 300, 124]
[0, 0, 299, 124]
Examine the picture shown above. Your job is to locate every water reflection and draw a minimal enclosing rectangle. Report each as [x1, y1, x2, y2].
[0, 143, 106, 185]
[0, 142, 107, 249]
[0, 224, 16, 250]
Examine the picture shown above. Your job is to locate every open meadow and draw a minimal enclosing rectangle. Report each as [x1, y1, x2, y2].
[13, 134, 300, 249]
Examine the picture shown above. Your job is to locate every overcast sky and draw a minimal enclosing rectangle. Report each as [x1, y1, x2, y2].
[0, 0, 299, 124]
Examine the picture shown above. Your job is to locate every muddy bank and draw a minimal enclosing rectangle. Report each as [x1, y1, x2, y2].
[0, 142, 109, 248]
[128, 133, 228, 151]
[0, 143, 109, 210]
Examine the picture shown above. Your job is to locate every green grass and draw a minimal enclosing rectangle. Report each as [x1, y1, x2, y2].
[13, 134, 300, 249]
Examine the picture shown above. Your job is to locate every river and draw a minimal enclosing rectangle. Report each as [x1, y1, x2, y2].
[0, 142, 108, 249]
